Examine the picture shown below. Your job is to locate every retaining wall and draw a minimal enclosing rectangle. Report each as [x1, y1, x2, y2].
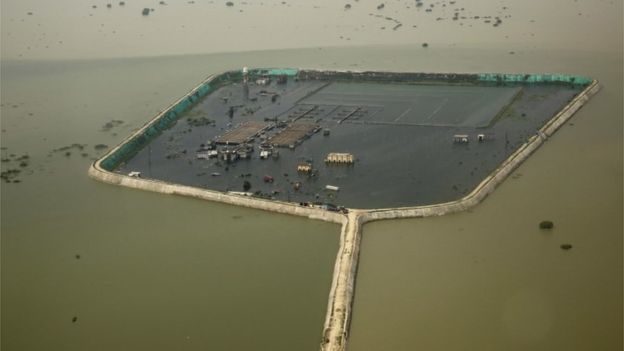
[362, 79, 600, 222]
[89, 165, 343, 223]
[320, 212, 364, 351]
[88, 69, 599, 351]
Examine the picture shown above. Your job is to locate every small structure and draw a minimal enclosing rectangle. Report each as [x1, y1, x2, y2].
[236, 144, 254, 159]
[259, 149, 271, 159]
[325, 153, 354, 164]
[453, 134, 469, 143]
[477, 134, 485, 142]
[256, 77, 271, 86]
[297, 163, 313, 173]
[221, 148, 239, 162]
[196, 150, 218, 160]
[242, 66, 249, 84]
[323, 129, 331, 136]
[199, 141, 216, 151]
[268, 122, 319, 148]
[215, 121, 269, 145]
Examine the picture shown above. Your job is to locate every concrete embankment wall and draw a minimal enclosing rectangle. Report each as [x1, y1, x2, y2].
[89, 165, 343, 223]
[320, 212, 364, 351]
[88, 69, 598, 351]
[315, 79, 600, 351]
[362, 79, 600, 223]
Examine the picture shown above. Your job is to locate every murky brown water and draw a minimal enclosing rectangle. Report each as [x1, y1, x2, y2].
[2, 0, 622, 350]
[348, 49, 623, 350]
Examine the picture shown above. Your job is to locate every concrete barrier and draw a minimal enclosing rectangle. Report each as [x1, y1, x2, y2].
[316, 79, 599, 351]
[87, 70, 598, 351]
[320, 211, 364, 351]
[361, 79, 600, 223]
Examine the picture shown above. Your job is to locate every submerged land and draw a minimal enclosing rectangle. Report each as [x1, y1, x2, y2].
[91, 67, 598, 351]
[3, 0, 621, 350]
[113, 69, 587, 209]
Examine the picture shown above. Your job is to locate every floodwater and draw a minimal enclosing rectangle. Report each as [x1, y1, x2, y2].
[119, 76, 583, 209]
[348, 49, 623, 350]
[0, 56, 343, 351]
[1, 0, 622, 350]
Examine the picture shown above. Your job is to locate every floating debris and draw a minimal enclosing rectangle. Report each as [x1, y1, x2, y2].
[101, 119, 124, 132]
[186, 116, 215, 127]
[560, 244, 573, 250]
[94, 144, 108, 151]
[0, 169, 21, 183]
[52, 144, 86, 156]
[539, 220, 554, 229]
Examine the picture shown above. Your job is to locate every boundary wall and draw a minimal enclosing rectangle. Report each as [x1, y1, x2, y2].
[362, 79, 600, 222]
[88, 68, 599, 351]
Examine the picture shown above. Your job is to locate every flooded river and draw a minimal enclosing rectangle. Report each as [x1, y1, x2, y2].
[2, 0, 622, 350]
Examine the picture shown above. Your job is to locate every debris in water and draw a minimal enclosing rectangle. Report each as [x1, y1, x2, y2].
[560, 244, 573, 250]
[101, 119, 124, 132]
[539, 220, 554, 229]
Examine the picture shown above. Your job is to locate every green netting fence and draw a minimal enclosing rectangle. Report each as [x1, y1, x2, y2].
[478, 73, 592, 85]
[99, 69, 298, 171]
[99, 68, 590, 171]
